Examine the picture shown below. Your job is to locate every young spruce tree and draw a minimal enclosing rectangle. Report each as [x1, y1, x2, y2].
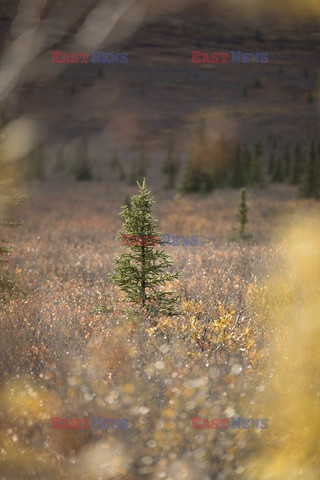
[109, 179, 180, 317]
[237, 188, 249, 239]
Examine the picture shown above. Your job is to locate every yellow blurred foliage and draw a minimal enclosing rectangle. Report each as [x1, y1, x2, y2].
[244, 214, 320, 479]
[0, 376, 62, 422]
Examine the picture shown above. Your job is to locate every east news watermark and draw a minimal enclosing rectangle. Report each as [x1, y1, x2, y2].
[192, 417, 269, 429]
[51, 417, 129, 430]
[191, 51, 269, 64]
[121, 234, 199, 247]
[51, 51, 128, 64]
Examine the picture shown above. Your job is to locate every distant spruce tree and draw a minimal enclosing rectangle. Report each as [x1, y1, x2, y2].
[162, 138, 180, 189]
[74, 136, 93, 181]
[249, 141, 264, 186]
[0, 132, 26, 299]
[109, 179, 180, 317]
[283, 145, 291, 179]
[272, 157, 285, 182]
[300, 139, 319, 198]
[289, 142, 303, 185]
[268, 153, 275, 176]
[237, 188, 249, 239]
[230, 141, 245, 188]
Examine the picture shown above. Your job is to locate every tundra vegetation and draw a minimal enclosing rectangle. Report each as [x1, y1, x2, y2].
[0, 1, 319, 477]
[1, 161, 319, 478]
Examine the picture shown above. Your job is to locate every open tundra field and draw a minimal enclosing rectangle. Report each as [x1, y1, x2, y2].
[1, 180, 320, 479]
[0, 0, 320, 479]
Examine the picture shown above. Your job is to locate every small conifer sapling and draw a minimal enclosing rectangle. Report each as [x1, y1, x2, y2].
[109, 179, 180, 317]
[237, 188, 249, 239]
